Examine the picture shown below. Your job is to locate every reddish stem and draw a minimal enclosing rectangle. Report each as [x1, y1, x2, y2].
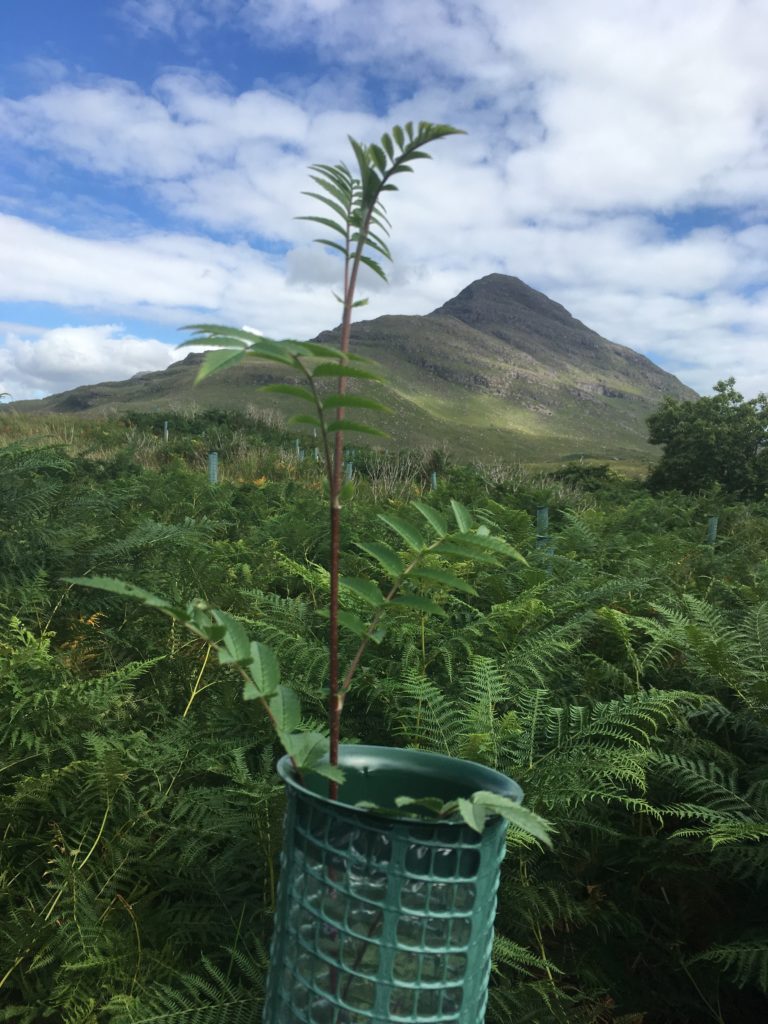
[327, 214, 370, 797]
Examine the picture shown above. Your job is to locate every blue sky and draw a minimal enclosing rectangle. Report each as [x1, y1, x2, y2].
[1, 0, 767, 400]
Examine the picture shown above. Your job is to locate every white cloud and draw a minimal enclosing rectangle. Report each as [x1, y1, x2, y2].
[120, 0, 240, 37]
[2, 0, 768, 400]
[0, 213, 339, 337]
[5, 3, 768, 231]
[15, 57, 70, 87]
[0, 325, 178, 399]
[0, 72, 309, 181]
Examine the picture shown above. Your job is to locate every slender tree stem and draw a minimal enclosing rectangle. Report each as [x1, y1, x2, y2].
[327, 207, 374, 795]
[328, 495, 341, 795]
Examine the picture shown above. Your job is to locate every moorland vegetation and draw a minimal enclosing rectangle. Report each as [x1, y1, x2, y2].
[1, 406, 767, 1023]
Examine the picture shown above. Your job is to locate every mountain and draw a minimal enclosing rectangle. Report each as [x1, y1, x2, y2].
[4, 275, 696, 467]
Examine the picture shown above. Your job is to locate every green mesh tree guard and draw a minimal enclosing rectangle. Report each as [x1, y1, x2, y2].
[263, 745, 522, 1024]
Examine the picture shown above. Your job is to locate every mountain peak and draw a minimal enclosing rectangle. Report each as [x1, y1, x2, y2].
[6, 274, 695, 467]
[430, 273, 586, 333]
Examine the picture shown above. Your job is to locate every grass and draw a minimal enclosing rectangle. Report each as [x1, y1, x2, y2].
[0, 407, 656, 512]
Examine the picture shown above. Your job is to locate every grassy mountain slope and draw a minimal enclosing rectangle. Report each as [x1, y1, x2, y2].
[6, 275, 696, 468]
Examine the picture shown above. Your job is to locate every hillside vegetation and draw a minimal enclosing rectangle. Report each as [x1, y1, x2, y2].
[5, 275, 695, 472]
[1, 410, 766, 1023]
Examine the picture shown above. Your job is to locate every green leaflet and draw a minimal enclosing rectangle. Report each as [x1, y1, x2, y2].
[283, 731, 345, 783]
[450, 499, 474, 533]
[461, 532, 527, 564]
[390, 593, 447, 617]
[300, 190, 348, 222]
[260, 384, 316, 403]
[317, 607, 367, 637]
[378, 513, 426, 552]
[311, 363, 383, 381]
[297, 342, 371, 362]
[337, 609, 366, 636]
[458, 797, 488, 833]
[247, 337, 305, 360]
[288, 414, 322, 429]
[212, 609, 252, 666]
[368, 142, 387, 174]
[195, 348, 246, 383]
[394, 795, 449, 815]
[184, 333, 299, 366]
[183, 324, 270, 342]
[472, 792, 554, 847]
[269, 686, 301, 735]
[314, 238, 347, 255]
[456, 792, 553, 843]
[411, 500, 448, 537]
[341, 576, 385, 607]
[434, 540, 502, 564]
[309, 761, 346, 783]
[298, 214, 346, 237]
[326, 420, 388, 437]
[408, 565, 478, 596]
[242, 642, 280, 700]
[65, 576, 186, 618]
[359, 254, 388, 281]
[355, 540, 405, 577]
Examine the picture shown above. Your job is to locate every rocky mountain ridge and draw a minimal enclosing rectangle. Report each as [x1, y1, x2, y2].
[5, 274, 695, 467]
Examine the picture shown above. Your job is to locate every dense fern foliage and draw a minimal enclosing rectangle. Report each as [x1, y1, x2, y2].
[1, 416, 767, 1022]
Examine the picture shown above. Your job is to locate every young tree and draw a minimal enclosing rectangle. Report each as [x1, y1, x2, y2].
[647, 378, 768, 497]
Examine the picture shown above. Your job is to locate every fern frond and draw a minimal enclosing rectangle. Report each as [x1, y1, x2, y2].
[690, 939, 768, 992]
[393, 668, 464, 754]
[493, 933, 559, 978]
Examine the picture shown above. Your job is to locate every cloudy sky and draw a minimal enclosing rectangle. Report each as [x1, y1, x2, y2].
[1, 0, 767, 400]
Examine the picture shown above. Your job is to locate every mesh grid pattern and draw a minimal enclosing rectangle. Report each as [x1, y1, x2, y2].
[264, 763, 510, 1024]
